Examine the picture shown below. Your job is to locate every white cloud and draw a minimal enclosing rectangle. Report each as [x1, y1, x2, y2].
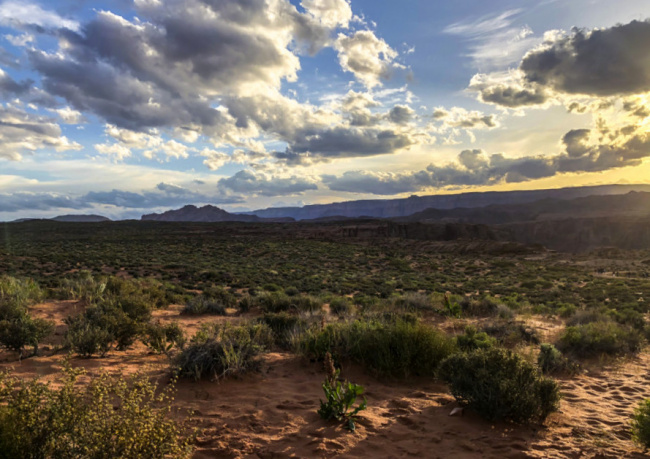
[0, 1, 79, 31]
[335, 30, 398, 88]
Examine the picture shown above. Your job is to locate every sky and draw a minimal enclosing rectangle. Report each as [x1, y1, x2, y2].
[0, 0, 650, 220]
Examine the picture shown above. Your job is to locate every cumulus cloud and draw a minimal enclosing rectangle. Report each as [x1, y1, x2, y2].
[470, 20, 650, 108]
[95, 142, 132, 161]
[301, 0, 352, 29]
[201, 148, 231, 171]
[50, 106, 84, 124]
[225, 89, 426, 165]
[520, 21, 650, 97]
[218, 169, 318, 196]
[10, 0, 419, 171]
[273, 125, 421, 165]
[334, 30, 398, 88]
[469, 71, 550, 108]
[323, 120, 650, 195]
[0, 103, 82, 160]
[432, 106, 499, 129]
[387, 105, 415, 124]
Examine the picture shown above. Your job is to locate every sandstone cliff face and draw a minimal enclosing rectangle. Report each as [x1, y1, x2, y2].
[249, 185, 650, 220]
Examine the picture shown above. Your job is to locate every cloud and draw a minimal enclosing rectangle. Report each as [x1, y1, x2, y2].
[0, 68, 32, 98]
[49, 106, 83, 124]
[0, 191, 86, 212]
[301, 0, 352, 29]
[432, 106, 498, 129]
[520, 21, 650, 97]
[273, 125, 421, 165]
[201, 148, 231, 171]
[0, 1, 79, 31]
[225, 89, 427, 165]
[0, 103, 82, 160]
[443, 9, 539, 69]
[95, 142, 132, 161]
[470, 20, 650, 108]
[387, 105, 415, 124]
[14, 0, 418, 169]
[4, 33, 34, 47]
[218, 169, 318, 196]
[334, 30, 398, 88]
[82, 185, 243, 208]
[322, 121, 650, 195]
[469, 71, 550, 108]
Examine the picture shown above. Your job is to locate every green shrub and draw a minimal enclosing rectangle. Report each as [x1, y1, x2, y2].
[0, 277, 52, 356]
[318, 353, 367, 432]
[455, 325, 496, 352]
[438, 348, 560, 423]
[258, 292, 292, 313]
[460, 296, 499, 316]
[329, 297, 353, 316]
[557, 320, 643, 358]
[391, 292, 433, 312]
[57, 271, 106, 303]
[443, 293, 461, 318]
[293, 295, 323, 314]
[631, 399, 650, 450]
[263, 283, 282, 292]
[174, 322, 273, 381]
[0, 366, 194, 458]
[537, 343, 577, 374]
[143, 321, 186, 356]
[260, 312, 307, 348]
[285, 286, 300, 296]
[202, 285, 236, 307]
[0, 276, 43, 308]
[182, 295, 227, 315]
[64, 317, 113, 357]
[298, 319, 456, 378]
[482, 320, 539, 347]
[0, 316, 53, 356]
[238, 294, 253, 313]
[566, 310, 607, 327]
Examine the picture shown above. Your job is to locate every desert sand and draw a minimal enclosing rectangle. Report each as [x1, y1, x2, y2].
[1, 300, 649, 458]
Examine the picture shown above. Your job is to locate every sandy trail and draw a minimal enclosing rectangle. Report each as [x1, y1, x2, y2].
[1, 302, 649, 458]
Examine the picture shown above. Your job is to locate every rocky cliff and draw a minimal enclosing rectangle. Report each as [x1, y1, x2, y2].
[249, 184, 650, 220]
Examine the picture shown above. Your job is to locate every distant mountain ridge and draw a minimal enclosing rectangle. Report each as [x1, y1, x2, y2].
[247, 184, 650, 220]
[399, 191, 650, 224]
[12, 214, 111, 223]
[141, 205, 293, 223]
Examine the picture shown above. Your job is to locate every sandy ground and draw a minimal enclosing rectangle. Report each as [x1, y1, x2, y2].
[1, 301, 649, 458]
